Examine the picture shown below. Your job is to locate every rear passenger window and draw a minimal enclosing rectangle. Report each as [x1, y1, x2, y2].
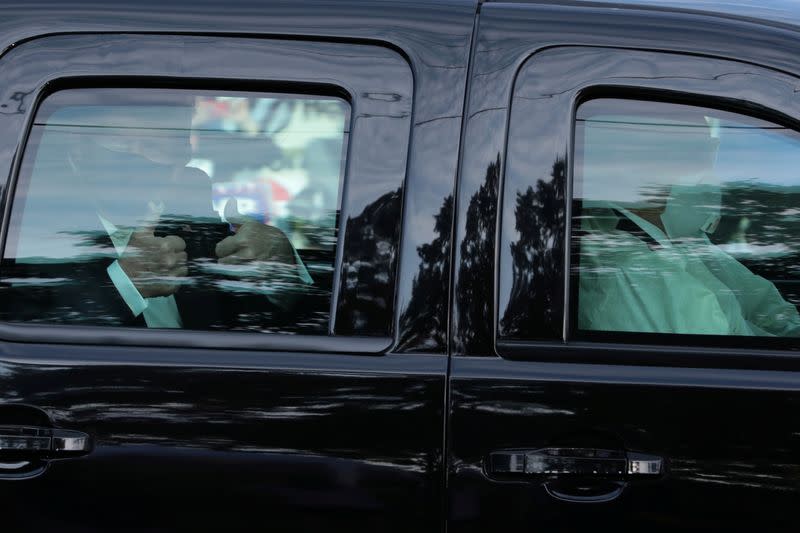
[0, 88, 349, 333]
[573, 98, 800, 338]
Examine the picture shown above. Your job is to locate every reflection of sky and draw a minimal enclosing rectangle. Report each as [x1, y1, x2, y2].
[576, 111, 800, 207]
[593, 0, 800, 29]
[12, 129, 119, 262]
[577, 118, 716, 205]
[9, 95, 348, 262]
[714, 126, 800, 186]
[574, 102, 800, 269]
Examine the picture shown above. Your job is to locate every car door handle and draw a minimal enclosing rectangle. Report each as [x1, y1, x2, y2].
[487, 448, 664, 503]
[489, 447, 663, 476]
[0, 425, 92, 458]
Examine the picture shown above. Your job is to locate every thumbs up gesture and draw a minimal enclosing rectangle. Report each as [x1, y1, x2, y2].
[215, 197, 294, 265]
[118, 211, 188, 298]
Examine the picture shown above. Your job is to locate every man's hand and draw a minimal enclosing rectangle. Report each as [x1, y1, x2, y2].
[118, 223, 188, 298]
[215, 198, 295, 265]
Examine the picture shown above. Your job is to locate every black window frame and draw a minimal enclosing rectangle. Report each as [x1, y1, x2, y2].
[0, 34, 414, 355]
[495, 46, 800, 366]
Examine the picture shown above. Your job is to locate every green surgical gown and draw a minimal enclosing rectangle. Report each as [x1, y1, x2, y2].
[577, 205, 800, 336]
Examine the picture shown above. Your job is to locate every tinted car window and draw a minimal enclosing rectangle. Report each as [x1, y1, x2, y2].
[573, 98, 800, 338]
[1, 88, 349, 334]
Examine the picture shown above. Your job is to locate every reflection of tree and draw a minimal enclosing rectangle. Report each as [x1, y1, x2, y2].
[500, 159, 566, 339]
[714, 183, 800, 307]
[0, 89, 33, 115]
[398, 195, 452, 351]
[336, 188, 401, 335]
[454, 155, 501, 351]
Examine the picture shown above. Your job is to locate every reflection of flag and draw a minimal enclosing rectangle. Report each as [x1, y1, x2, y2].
[270, 181, 290, 201]
[211, 177, 291, 224]
[197, 98, 233, 119]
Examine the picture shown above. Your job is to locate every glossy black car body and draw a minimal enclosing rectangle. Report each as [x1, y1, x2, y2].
[0, 1, 799, 531]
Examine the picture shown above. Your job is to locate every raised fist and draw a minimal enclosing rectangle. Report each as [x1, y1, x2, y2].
[215, 198, 295, 265]
[118, 219, 188, 298]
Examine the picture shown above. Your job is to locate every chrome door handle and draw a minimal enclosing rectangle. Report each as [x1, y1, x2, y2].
[488, 447, 664, 477]
[487, 447, 664, 504]
[0, 425, 92, 457]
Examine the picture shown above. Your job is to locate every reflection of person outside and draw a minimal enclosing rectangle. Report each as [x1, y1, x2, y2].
[578, 116, 800, 336]
[192, 97, 260, 135]
[277, 137, 342, 250]
[67, 97, 311, 328]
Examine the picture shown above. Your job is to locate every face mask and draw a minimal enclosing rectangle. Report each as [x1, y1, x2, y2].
[660, 177, 722, 240]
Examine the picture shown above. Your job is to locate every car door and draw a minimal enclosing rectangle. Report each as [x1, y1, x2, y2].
[449, 3, 800, 531]
[0, 21, 469, 530]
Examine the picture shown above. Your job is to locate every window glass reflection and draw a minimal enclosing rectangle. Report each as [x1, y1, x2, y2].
[0, 88, 349, 333]
[573, 98, 800, 337]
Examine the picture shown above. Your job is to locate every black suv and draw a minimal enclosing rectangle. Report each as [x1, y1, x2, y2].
[1, 1, 799, 531]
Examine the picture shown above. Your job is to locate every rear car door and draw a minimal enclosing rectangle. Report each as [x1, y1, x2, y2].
[449, 3, 800, 531]
[0, 2, 476, 526]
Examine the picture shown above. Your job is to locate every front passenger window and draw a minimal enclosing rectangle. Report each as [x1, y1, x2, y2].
[572, 98, 800, 338]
